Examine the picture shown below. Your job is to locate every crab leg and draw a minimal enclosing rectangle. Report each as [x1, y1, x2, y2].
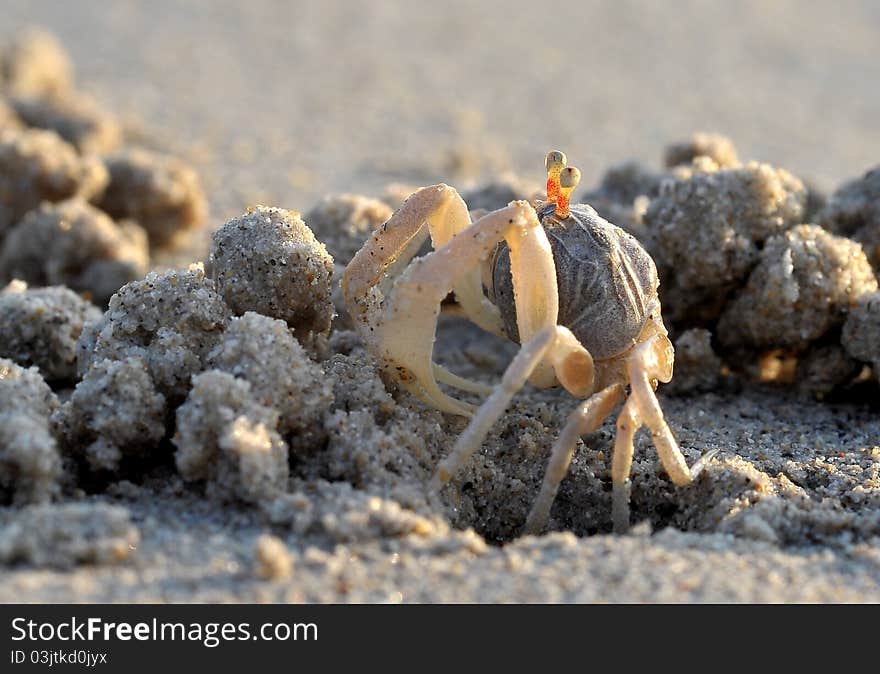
[610, 335, 719, 533]
[630, 337, 718, 484]
[432, 365, 494, 396]
[430, 325, 594, 490]
[430, 326, 557, 489]
[523, 383, 624, 535]
[611, 398, 640, 534]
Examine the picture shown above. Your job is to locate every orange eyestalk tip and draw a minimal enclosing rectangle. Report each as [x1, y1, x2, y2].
[545, 150, 567, 203]
[555, 166, 580, 218]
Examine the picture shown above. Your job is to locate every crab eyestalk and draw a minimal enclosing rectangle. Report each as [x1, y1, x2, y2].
[545, 150, 567, 203]
[555, 166, 580, 218]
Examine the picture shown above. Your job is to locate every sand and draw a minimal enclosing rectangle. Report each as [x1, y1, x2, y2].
[1, 1, 880, 603]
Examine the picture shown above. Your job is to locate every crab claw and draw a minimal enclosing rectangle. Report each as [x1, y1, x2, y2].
[369, 201, 544, 416]
[343, 182, 551, 417]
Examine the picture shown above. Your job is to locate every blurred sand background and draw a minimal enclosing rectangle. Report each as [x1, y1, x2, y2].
[3, 0, 879, 219]
[2, 1, 880, 603]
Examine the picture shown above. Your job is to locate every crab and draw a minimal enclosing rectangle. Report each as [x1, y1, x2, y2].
[341, 151, 717, 534]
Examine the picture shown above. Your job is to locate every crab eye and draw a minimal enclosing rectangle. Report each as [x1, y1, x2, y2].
[544, 150, 567, 202]
[545, 150, 566, 172]
[560, 166, 581, 189]
[556, 166, 581, 218]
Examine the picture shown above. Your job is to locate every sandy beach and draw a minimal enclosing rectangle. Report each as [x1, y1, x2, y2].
[1, 0, 879, 602]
